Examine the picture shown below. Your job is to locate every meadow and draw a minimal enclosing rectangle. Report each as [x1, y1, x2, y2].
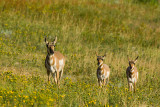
[0, 0, 160, 106]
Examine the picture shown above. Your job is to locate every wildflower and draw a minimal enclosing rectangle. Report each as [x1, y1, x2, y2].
[30, 102, 34, 105]
[49, 98, 54, 102]
[25, 96, 28, 99]
[33, 96, 37, 99]
[125, 88, 128, 91]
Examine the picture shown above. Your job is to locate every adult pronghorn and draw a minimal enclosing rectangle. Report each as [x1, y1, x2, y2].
[45, 36, 65, 85]
[126, 56, 139, 92]
[96, 53, 110, 87]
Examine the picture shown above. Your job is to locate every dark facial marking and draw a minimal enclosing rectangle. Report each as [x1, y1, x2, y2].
[46, 42, 56, 54]
[97, 56, 104, 65]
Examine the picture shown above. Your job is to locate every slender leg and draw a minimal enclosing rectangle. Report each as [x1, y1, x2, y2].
[59, 69, 64, 80]
[103, 79, 106, 86]
[129, 83, 132, 91]
[107, 77, 109, 84]
[128, 81, 130, 91]
[131, 84, 133, 92]
[98, 79, 100, 86]
[52, 73, 57, 84]
[56, 71, 59, 85]
[47, 70, 50, 83]
[98, 79, 102, 87]
[134, 82, 136, 93]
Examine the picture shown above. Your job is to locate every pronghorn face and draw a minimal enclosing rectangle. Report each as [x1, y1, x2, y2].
[45, 37, 57, 55]
[96, 53, 106, 66]
[46, 43, 55, 54]
[128, 56, 139, 72]
[97, 56, 104, 66]
[129, 61, 135, 71]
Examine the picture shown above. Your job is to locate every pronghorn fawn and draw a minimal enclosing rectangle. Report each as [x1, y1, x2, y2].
[126, 56, 139, 92]
[96, 53, 110, 87]
[45, 37, 65, 85]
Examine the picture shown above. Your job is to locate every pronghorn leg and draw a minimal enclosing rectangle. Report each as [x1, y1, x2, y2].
[47, 70, 50, 83]
[103, 79, 106, 86]
[107, 77, 109, 84]
[131, 83, 133, 92]
[59, 69, 63, 80]
[98, 79, 102, 87]
[134, 82, 136, 93]
[56, 71, 59, 85]
[129, 83, 132, 91]
[52, 73, 57, 84]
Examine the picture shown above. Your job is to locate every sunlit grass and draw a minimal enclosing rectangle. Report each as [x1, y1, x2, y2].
[0, 0, 159, 106]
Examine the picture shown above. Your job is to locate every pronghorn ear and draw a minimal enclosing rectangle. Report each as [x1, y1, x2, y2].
[53, 36, 57, 45]
[127, 55, 130, 62]
[103, 53, 107, 57]
[134, 56, 139, 63]
[45, 37, 49, 44]
[96, 52, 98, 56]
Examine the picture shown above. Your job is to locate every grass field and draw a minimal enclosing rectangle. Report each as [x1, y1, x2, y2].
[0, 0, 160, 106]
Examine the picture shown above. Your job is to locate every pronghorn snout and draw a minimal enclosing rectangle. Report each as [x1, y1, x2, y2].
[97, 62, 100, 65]
[49, 47, 54, 54]
[97, 59, 103, 66]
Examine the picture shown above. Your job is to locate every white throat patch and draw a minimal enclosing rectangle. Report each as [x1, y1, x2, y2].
[130, 69, 134, 73]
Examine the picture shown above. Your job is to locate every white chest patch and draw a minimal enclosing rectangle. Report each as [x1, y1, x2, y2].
[50, 59, 53, 65]
[50, 66, 56, 73]
[129, 77, 136, 83]
[50, 57, 57, 73]
[98, 70, 106, 80]
[130, 69, 134, 73]
[49, 55, 54, 64]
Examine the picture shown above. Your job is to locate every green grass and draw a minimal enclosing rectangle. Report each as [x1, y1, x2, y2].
[0, 0, 160, 106]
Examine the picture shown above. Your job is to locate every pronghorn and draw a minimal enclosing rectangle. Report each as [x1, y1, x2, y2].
[126, 56, 139, 92]
[96, 53, 110, 87]
[45, 37, 65, 85]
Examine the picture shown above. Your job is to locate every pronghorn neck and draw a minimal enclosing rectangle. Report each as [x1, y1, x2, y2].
[47, 53, 55, 64]
[48, 53, 54, 57]
[98, 64, 104, 75]
[98, 63, 104, 69]
[129, 67, 135, 74]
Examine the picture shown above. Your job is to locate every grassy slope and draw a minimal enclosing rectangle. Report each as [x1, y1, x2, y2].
[0, 0, 160, 106]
